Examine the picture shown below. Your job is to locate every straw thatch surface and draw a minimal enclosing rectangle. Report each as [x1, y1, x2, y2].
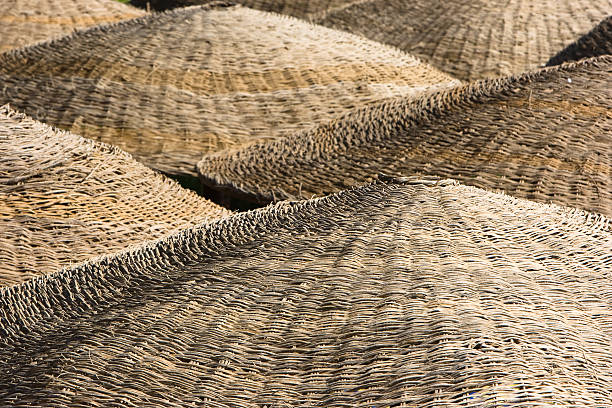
[0, 3, 458, 177]
[130, 0, 357, 18]
[0, 106, 229, 288]
[547, 16, 612, 66]
[314, 0, 612, 81]
[1, 177, 611, 406]
[0, 0, 145, 52]
[198, 56, 612, 216]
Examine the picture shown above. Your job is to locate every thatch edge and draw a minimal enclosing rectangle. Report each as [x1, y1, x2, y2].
[197, 55, 612, 204]
[546, 15, 612, 66]
[0, 2, 236, 64]
[1, 177, 610, 340]
[0, 1, 438, 72]
[0, 104, 228, 213]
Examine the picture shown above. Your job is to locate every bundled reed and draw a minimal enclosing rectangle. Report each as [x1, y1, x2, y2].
[198, 56, 612, 216]
[0, 3, 458, 177]
[0, 0, 145, 52]
[1, 177, 611, 406]
[0, 106, 229, 287]
[547, 16, 612, 66]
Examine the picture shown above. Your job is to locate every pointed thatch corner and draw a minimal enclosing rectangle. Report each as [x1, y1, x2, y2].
[1, 177, 611, 405]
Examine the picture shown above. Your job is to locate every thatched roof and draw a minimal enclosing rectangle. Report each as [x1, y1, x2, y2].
[318, 0, 611, 81]
[0, 106, 229, 287]
[128, 1, 611, 81]
[1, 177, 611, 406]
[0, 0, 145, 52]
[547, 16, 612, 66]
[198, 56, 612, 216]
[0, 3, 458, 177]
[130, 0, 356, 18]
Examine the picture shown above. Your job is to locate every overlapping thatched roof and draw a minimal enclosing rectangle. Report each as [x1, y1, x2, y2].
[0, 3, 458, 177]
[547, 16, 612, 66]
[316, 0, 612, 80]
[0, 0, 145, 52]
[166, 0, 611, 81]
[1, 178, 611, 406]
[0, 106, 229, 287]
[130, 0, 355, 18]
[198, 56, 612, 216]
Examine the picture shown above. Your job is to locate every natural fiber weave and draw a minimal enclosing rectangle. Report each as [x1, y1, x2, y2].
[0, 3, 458, 177]
[313, 0, 612, 81]
[0, 106, 229, 287]
[130, 0, 357, 18]
[1, 178, 611, 406]
[0, 0, 145, 52]
[198, 56, 612, 216]
[547, 16, 612, 66]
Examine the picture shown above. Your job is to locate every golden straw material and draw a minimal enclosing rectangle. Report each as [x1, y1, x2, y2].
[0, 106, 229, 288]
[1, 178, 612, 406]
[0, 0, 145, 52]
[130, 0, 357, 18]
[313, 0, 612, 81]
[0, 3, 458, 177]
[198, 56, 612, 216]
[547, 16, 612, 66]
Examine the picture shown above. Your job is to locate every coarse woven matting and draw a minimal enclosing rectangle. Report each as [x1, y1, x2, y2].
[0, 105, 230, 288]
[0, 0, 145, 52]
[198, 56, 612, 217]
[547, 15, 612, 66]
[130, 0, 360, 18]
[0, 3, 458, 177]
[312, 0, 612, 81]
[1, 177, 611, 406]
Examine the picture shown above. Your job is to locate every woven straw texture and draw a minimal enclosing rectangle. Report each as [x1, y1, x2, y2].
[0, 106, 229, 288]
[547, 16, 612, 66]
[314, 0, 612, 81]
[1, 178, 611, 406]
[0, 3, 458, 177]
[130, 0, 358, 18]
[198, 56, 612, 216]
[0, 0, 145, 52]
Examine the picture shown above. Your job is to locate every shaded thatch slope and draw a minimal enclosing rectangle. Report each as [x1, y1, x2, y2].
[0, 3, 458, 177]
[130, 0, 358, 18]
[0, 0, 145, 52]
[198, 56, 612, 216]
[315, 0, 612, 81]
[547, 16, 612, 66]
[0, 106, 229, 287]
[1, 178, 611, 406]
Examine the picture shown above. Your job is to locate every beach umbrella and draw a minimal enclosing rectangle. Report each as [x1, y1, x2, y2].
[0, 106, 229, 287]
[0, 3, 458, 177]
[1, 177, 611, 406]
[198, 56, 612, 216]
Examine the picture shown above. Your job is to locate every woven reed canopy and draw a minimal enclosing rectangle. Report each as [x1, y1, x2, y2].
[0, 0, 145, 52]
[1, 177, 611, 406]
[313, 0, 612, 81]
[0, 106, 229, 287]
[130, 0, 357, 18]
[0, 3, 458, 177]
[547, 16, 612, 66]
[199, 56, 612, 216]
